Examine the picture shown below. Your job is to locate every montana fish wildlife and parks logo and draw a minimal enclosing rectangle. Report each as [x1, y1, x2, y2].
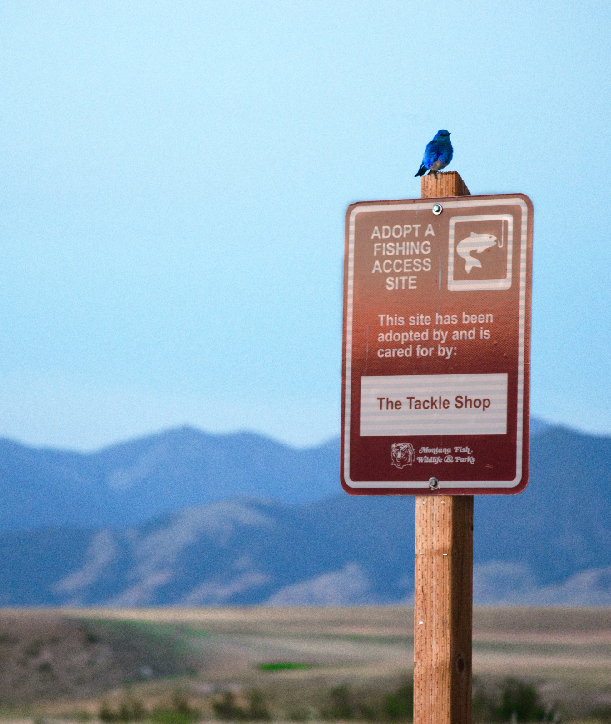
[391, 442, 415, 469]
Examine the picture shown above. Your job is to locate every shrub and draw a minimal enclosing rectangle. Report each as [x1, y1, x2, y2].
[472, 677, 554, 723]
[590, 705, 611, 722]
[383, 681, 414, 721]
[99, 703, 115, 723]
[99, 698, 148, 723]
[213, 691, 246, 721]
[498, 678, 545, 722]
[324, 685, 354, 720]
[287, 705, 310, 722]
[247, 690, 272, 721]
[151, 691, 199, 724]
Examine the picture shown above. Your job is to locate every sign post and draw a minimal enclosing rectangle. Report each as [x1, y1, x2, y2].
[414, 172, 473, 724]
[341, 171, 533, 724]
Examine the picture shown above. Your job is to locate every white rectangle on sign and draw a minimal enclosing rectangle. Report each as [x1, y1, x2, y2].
[360, 373, 508, 436]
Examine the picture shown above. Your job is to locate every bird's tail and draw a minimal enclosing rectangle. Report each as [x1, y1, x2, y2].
[415, 164, 427, 177]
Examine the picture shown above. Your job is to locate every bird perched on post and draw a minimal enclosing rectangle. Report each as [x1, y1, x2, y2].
[415, 130, 453, 176]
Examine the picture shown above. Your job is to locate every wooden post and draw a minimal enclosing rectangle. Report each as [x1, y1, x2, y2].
[420, 170, 470, 199]
[414, 170, 473, 724]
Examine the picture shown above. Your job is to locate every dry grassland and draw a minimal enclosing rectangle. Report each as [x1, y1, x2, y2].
[0, 607, 610, 722]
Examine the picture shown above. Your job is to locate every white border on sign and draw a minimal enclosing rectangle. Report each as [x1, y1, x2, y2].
[343, 197, 529, 490]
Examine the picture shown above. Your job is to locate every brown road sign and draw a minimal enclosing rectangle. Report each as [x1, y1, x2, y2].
[341, 194, 533, 495]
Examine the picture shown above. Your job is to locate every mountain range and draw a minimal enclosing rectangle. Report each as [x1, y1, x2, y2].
[1, 419, 610, 606]
[0, 426, 338, 530]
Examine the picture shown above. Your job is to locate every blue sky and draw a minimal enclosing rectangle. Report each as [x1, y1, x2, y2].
[1, 1, 610, 450]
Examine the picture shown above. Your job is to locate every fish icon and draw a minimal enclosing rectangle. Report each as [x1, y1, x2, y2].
[456, 232, 497, 274]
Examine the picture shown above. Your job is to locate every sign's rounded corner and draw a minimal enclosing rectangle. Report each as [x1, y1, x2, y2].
[507, 474, 529, 495]
[346, 201, 366, 220]
[515, 193, 534, 213]
[340, 476, 361, 496]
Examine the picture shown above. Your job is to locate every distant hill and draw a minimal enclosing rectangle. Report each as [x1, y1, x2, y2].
[0, 417, 556, 531]
[0, 419, 610, 606]
[0, 426, 339, 530]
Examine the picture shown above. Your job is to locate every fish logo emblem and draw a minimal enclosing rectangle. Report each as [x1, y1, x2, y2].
[448, 215, 513, 292]
[456, 232, 499, 274]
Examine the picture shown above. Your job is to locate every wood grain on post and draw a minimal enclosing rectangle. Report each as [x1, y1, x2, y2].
[414, 170, 473, 724]
[420, 170, 470, 198]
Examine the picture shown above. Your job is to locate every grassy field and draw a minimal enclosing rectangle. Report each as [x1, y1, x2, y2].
[0, 607, 610, 722]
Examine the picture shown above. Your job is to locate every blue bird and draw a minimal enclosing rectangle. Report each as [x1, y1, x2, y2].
[415, 130, 453, 176]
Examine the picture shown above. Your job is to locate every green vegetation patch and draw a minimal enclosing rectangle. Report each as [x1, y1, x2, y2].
[259, 662, 309, 671]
